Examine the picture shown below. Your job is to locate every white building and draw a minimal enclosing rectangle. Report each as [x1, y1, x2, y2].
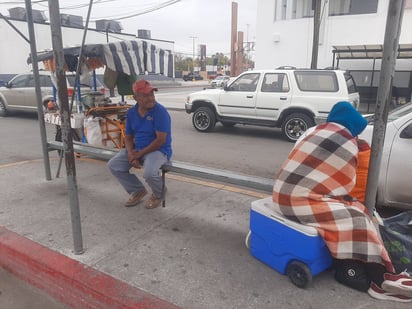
[0, 7, 174, 81]
[255, 0, 412, 70]
[255, 0, 412, 109]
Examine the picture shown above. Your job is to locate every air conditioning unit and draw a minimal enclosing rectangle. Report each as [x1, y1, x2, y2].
[8, 7, 26, 20]
[61, 14, 84, 28]
[137, 29, 151, 39]
[95, 20, 123, 33]
[9, 7, 47, 23]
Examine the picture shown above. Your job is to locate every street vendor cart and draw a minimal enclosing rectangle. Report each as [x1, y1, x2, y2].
[31, 39, 174, 150]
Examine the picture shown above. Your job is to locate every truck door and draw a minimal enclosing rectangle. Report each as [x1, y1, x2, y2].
[219, 72, 260, 118]
[384, 119, 412, 207]
[255, 72, 291, 120]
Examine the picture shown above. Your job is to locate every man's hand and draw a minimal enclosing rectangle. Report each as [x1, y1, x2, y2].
[130, 158, 142, 169]
[127, 150, 143, 168]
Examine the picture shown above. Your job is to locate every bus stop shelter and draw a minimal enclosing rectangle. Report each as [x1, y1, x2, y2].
[332, 44, 412, 112]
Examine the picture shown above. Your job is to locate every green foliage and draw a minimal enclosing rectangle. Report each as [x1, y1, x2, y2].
[174, 52, 231, 71]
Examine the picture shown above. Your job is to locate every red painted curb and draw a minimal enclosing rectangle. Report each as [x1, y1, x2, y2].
[0, 226, 181, 309]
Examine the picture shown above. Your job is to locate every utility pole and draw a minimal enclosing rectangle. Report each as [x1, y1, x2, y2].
[190, 36, 197, 81]
[230, 2, 238, 76]
[246, 23, 249, 70]
[311, 0, 321, 69]
[364, 0, 405, 213]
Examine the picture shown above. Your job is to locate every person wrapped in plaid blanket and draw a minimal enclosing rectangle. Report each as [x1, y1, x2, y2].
[272, 101, 412, 302]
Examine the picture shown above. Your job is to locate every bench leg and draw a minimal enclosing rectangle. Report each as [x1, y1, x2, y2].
[162, 169, 166, 207]
[56, 150, 64, 178]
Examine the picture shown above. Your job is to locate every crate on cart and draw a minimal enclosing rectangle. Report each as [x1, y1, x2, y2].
[247, 197, 333, 288]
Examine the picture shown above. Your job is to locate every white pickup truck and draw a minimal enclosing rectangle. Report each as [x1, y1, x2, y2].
[185, 68, 360, 142]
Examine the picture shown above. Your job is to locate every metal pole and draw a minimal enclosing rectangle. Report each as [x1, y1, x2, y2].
[24, 0, 52, 181]
[70, 0, 94, 113]
[190, 36, 197, 80]
[0, 12, 30, 44]
[48, 0, 84, 254]
[230, 2, 238, 77]
[311, 0, 322, 69]
[364, 0, 405, 213]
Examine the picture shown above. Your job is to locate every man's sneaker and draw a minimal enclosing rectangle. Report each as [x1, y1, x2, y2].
[124, 189, 147, 207]
[145, 194, 163, 209]
[368, 282, 412, 302]
[382, 272, 412, 297]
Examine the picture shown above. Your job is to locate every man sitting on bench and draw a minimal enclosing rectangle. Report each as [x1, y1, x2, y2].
[107, 79, 172, 209]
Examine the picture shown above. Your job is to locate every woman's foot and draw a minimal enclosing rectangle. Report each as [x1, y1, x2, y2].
[382, 272, 412, 298]
[368, 282, 412, 302]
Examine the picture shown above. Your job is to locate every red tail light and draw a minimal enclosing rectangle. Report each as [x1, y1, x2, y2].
[67, 87, 74, 97]
[99, 87, 105, 95]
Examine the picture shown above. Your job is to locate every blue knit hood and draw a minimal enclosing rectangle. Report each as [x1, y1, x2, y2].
[326, 101, 367, 137]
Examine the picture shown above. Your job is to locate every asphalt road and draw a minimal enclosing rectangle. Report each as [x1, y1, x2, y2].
[0, 267, 67, 309]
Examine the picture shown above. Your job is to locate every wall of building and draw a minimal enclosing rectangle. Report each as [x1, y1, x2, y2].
[255, 0, 412, 71]
[0, 17, 174, 80]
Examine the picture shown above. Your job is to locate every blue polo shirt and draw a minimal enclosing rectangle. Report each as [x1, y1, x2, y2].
[125, 102, 172, 159]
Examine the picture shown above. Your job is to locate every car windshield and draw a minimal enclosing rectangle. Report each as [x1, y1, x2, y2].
[387, 102, 412, 121]
[66, 75, 101, 88]
[365, 102, 412, 124]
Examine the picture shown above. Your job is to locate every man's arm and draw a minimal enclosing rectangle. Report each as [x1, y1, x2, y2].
[136, 130, 167, 157]
[126, 131, 167, 168]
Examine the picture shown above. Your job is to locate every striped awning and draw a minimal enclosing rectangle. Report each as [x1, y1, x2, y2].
[30, 39, 174, 78]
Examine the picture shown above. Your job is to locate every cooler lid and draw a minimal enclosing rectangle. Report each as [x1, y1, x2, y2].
[251, 197, 319, 236]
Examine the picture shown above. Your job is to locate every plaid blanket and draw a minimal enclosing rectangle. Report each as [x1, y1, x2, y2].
[272, 122, 394, 272]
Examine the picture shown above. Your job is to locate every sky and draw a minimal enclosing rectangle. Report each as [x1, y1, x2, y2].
[0, 0, 257, 57]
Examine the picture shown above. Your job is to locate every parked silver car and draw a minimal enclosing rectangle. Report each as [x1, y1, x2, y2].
[0, 71, 105, 116]
[359, 102, 412, 210]
[211, 75, 230, 88]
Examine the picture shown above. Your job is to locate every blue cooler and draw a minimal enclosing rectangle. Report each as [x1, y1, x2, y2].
[248, 197, 333, 287]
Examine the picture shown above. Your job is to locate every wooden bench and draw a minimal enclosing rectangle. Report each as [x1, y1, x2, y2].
[47, 141, 274, 207]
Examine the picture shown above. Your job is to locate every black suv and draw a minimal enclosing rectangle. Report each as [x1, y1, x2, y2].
[182, 72, 203, 81]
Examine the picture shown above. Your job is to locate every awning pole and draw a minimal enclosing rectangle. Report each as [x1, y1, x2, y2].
[48, 0, 84, 254]
[24, 0, 52, 181]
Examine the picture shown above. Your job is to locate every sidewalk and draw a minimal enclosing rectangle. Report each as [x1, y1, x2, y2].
[0, 156, 409, 308]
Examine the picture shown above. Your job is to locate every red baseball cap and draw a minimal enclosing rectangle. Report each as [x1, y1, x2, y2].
[132, 79, 158, 95]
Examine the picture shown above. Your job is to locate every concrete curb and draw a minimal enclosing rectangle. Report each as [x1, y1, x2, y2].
[0, 226, 181, 309]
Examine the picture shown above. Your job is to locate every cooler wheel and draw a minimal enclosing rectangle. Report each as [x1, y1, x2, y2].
[286, 261, 312, 288]
[245, 230, 251, 249]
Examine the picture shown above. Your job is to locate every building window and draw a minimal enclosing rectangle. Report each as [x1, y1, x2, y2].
[329, 0, 378, 16]
[293, 0, 315, 18]
[281, 0, 288, 20]
[276, 0, 315, 20]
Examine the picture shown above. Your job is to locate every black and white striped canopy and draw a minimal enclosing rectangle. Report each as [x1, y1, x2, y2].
[30, 39, 174, 78]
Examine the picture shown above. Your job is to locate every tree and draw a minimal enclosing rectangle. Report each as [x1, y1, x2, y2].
[174, 53, 194, 71]
[174, 52, 231, 72]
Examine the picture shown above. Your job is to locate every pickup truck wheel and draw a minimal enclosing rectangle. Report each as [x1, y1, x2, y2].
[282, 113, 314, 142]
[192, 107, 216, 132]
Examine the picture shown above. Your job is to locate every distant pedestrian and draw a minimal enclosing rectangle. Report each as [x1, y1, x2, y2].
[108, 79, 172, 209]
